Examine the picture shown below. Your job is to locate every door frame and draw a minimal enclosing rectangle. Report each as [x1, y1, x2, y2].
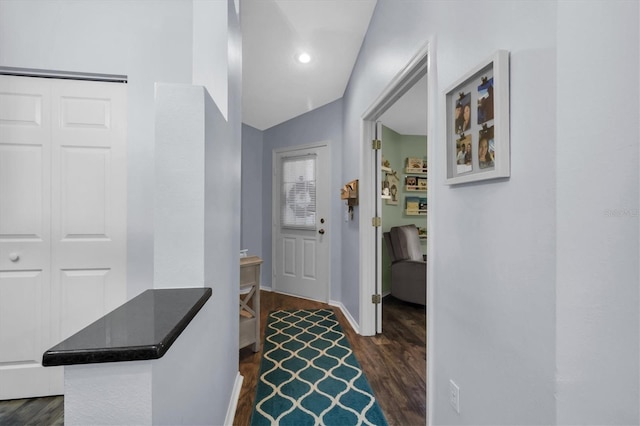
[358, 40, 436, 424]
[271, 141, 331, 302]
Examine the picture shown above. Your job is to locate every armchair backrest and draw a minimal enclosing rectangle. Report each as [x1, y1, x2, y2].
[383, 231, 397, 262]
[389, 224, 423, 262]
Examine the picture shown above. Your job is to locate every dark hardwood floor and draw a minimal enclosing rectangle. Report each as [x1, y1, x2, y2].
[234, 291, 426, 426]
[0, 292, 425, 426]
[0, 395, 63, 426]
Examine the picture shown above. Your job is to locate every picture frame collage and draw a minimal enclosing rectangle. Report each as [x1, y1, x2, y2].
[444, 50, 510, 185]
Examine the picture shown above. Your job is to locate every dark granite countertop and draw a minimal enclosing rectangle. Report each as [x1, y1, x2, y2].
[42, 287, 212, 366]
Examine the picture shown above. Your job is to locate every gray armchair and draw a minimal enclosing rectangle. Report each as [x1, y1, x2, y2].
[383, 224, 426, 305]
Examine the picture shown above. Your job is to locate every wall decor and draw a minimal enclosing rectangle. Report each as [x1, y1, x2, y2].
[445, 50, 510, 185]
[385, 171, 399, 205]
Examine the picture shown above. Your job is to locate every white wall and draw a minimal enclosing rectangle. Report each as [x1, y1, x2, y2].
[0, 0, 194, 298]
[344, 0, 639, 424]
[205, 4, 244, 422]
[154, 84, 206, 289]
[193, 0, 228, 120]
[427, 4, 558, 424]
[0, 1, 243, 422]
[556, 1, 639, 424]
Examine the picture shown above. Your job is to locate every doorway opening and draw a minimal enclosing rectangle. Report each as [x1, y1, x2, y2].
[378, 73, 428, 320]
[357, 41, 436, 423]
[359, 43, 432, 334]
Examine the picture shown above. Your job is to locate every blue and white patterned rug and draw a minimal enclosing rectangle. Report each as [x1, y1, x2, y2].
[250, 309, 388, 426]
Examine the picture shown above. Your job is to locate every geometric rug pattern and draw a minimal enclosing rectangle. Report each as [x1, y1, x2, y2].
[250, 309, 388, 426]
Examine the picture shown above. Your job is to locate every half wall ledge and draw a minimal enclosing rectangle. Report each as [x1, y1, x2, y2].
[42, 287, 212, 367]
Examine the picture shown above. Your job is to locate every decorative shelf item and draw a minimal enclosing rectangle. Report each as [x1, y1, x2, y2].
[416, 176, 427, 190]
[404, 175, 427, 192]
[341, 179, 359, 220]
[405, 157, 427, 174]
[381, 156, 392, 172]
[405, 167, 427, 174]
[418, 227, 427, 239]
[404, 175, 427, 191]
[405, 186, 427, 192]
[383, 170, 399, 205]
[405, 175, 418, 187]
[340, 179, 359, 206]
[405, 196, 427, 216]
[406, 157, 424, 169]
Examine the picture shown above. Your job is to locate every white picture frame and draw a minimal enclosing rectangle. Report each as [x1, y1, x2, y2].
[444, 50, 510, 185]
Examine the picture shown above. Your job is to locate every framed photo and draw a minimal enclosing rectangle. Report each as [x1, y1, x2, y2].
[444, 50, 510, 185]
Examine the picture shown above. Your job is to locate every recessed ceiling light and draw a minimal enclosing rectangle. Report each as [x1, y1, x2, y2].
[297, 52, 311, 64]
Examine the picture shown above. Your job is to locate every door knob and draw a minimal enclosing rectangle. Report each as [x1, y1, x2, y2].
[9, 253, 19, 262]
[318, 229, 325, 235]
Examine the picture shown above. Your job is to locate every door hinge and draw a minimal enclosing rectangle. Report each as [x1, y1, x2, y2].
[372, 139, 381, 150]
[372, 217, 381, 227]
[371, 294, 382, 304]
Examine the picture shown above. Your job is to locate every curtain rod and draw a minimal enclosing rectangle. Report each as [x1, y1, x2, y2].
[0, 66, 127, 83]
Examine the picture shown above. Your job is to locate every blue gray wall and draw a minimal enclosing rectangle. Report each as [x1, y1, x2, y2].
[241, 124, 264, 258]
[257, 99, 344, 302]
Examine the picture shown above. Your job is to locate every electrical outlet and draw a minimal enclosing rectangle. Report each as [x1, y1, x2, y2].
[449, 380, 460, 414]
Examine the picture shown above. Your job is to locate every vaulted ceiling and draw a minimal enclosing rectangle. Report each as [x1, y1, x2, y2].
[241, 0, 426, 136]
[241, 0, 377, 131]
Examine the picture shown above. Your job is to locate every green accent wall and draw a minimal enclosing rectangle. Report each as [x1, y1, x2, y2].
[381, 125, 427, 294]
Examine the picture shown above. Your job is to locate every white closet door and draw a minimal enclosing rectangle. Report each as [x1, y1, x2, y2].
[0, 76, 55, 399]
[50, 79, 127, 345]
[0, 75, 127, 399]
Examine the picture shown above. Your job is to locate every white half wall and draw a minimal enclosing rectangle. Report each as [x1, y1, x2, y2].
[64, 299, 217, 425]
[154, 84, 206, 289]
[65, 362, 153, 426]
[193, 0, 228, 120]
[556, 1, 640, 424]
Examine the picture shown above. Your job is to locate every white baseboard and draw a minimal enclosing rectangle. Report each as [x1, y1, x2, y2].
[260, 285, 272, 292]
[224, 372, 244, 426]
[329, 300, 360, 335]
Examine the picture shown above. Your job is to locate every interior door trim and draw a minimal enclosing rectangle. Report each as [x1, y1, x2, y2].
[358, 40, 437, 426]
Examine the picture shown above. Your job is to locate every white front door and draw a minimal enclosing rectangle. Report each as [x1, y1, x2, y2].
[0, 75, 127, 399]
[273, 144, 330, 302]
